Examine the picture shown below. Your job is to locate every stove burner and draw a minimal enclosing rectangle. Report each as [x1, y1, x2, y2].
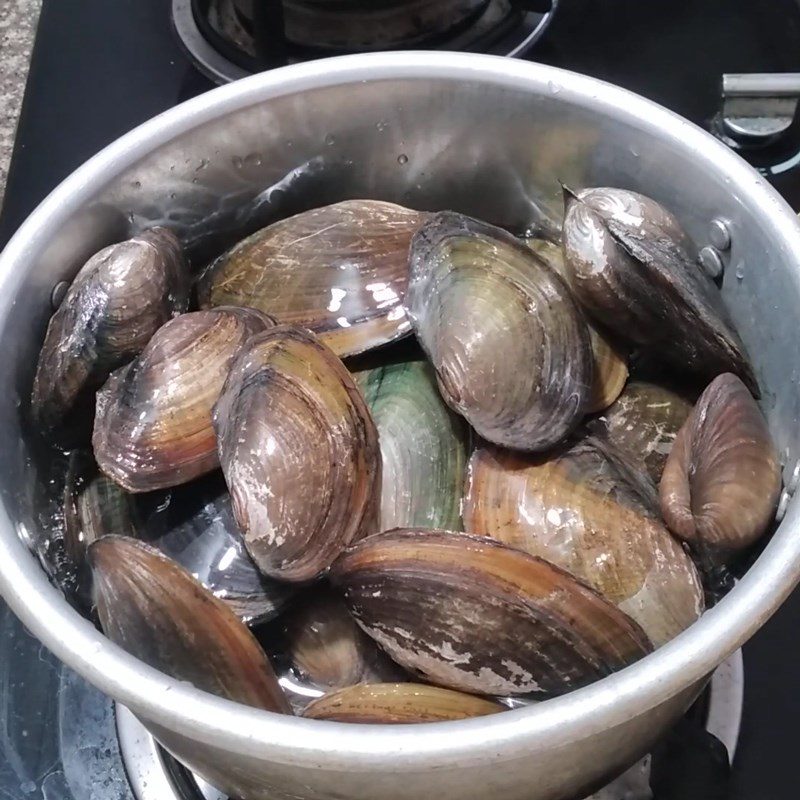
[115, 651, 743, 800]
[172, 0, 556, 84]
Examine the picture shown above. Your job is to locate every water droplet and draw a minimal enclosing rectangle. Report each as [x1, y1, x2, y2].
[232, 155, 243, 169]
[325, 134, 336, 146]
[286, 140, 294, 148]
[629, 147, 640, 158]
[20, 781, 36, 794]
[191, 177, 198, 184]
[735, 265, 745, 280]
[50, 281, 69, 310]
[131, 180, 141, 189]
[169, 192, 177, 200]
[195, 158, 209, 171]
[376, 120, 389, 132]
[243, 153, 262, 167]
[547, 80, 561, 95]
[127, 211, 135, 224]
[397, 154, 409, 166]
[169, 164, 176, 172]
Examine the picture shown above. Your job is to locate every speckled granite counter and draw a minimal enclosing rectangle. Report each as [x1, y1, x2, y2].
[0, 0, 41, 209]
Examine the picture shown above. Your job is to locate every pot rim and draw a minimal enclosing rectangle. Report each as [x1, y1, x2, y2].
[1, 50, 799, 768]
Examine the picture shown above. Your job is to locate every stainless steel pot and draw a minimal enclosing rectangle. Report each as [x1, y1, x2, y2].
[1, 52, 800, 800]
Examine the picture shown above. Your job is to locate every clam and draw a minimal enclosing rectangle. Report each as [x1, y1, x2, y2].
[406, 212, 593, 452]
[354, 360, 468, 531]
[591, 381, 693, 483]
[284, 588, 402, 689]
[524, 235, 629, 413]
[660, 373, 781, 563]
[464, 438, 704, 646]
[139, 472, 294, 625]
[197, 200, 425, 358]
[32, 228, 189, 437]
[89, 536, 292, 714]
[331, 529, 652, 696]
[213, 326, 381, 582]
[303, 683, 504, 724]
[561, 187, 757, 394]
[93, 307, 275, 493]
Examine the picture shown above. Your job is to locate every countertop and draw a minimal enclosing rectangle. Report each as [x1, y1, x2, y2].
[0, 0, 41, 210]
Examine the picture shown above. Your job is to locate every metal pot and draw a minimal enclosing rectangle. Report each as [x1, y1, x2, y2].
[1, 52, 799, 800]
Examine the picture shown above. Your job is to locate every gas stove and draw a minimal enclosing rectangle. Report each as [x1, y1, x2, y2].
[3, 1, 800, 798]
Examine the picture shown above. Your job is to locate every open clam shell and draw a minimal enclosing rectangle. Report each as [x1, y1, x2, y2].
[660, 373, 781, 563]
[197, 200, 425, 357]
[406, 212, 593, 452]
[331, 529, 652, 696]
[213, 326, 381, 583]
[302, 683, 504, 724]
[32, 228, 189, 437]
[93, 307, 275, 493]
[464, 438, 704, 646]
[89, 536, 292, 714]
[354, 360, 468, 531]
[592, 381, 693, 483]
[562, 187, 757, 394]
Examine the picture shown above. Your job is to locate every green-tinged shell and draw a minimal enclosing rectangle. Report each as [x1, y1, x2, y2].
[303, 683, 504, 724]
[464, 437, 704, 646]
[660, 373, 781, 563]
[354, 360, 467, 531]
[197, 200, 425, 357]
[92, 307, 276, 492]
[32, 228, 189, 438]
[562, 187, 757, 394]
[213, 326, 381, 583]
[592, 381, 693, 483]
[406, 212, 593, 452]
[89, 536, 292, 714]
[331, 529, 652, 696]
[284, 588, 403, 690]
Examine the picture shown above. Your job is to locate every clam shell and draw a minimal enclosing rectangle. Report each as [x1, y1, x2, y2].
[660, 373, 781, 562]
[89, 536, 292, 714]
[331, 529, 652, 696]
[354, 360, 468, 531]
[32, 228, 189, 437]
[464, 438, 704, 646]
[562, 187, 757, 394]
[139, 472, 294, 625]
[406, 212, 593, 452]
[213, 326, 381, 582]
[285, 588, 402, 690]
[197, 200, 425, 357]
[302, 683, 504, 724]
[592, 381, 693, 483]
[93, 307, 275, 493]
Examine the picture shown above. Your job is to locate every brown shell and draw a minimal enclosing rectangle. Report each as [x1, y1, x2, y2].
[593, 381, 693, 483]
[213, 326, 381, 582]
[330, 529, 652, 696]
[562, 187, 757, 394]
[464, 439, 703, 646]
[89, 536, 291, 714]
[660, 373, 781, 562]
[285, 588, 402, 689]
[302, 683, 504, 724]
[92, 307, 275, 492]
[197, 200, 425, 357]
[32, 228, 189, 437]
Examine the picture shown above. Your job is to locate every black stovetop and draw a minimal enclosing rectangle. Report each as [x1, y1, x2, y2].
[2, 1, 800, 798]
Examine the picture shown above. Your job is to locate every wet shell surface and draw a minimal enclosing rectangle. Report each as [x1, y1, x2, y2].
[213, 326, 381, 582]
[302, 683, 504, 724]
[464, 438, 704, 646]
[32, 228, 189, 436]
[89, 536, 292, 714]
[197, 200, 425, 357]
[561, 187, 757, 394]
[354, 360, 468, 531]
[406, 211, 593, 451]
[331, 529, 652, 696]
[92, 307, 275, 493]
[660, 373, 781, 563]
[592, 381, 693, 483]
[284, 588, 401, 689]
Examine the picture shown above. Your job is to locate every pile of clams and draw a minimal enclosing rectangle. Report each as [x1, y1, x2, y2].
[32, 189, 781, 728]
